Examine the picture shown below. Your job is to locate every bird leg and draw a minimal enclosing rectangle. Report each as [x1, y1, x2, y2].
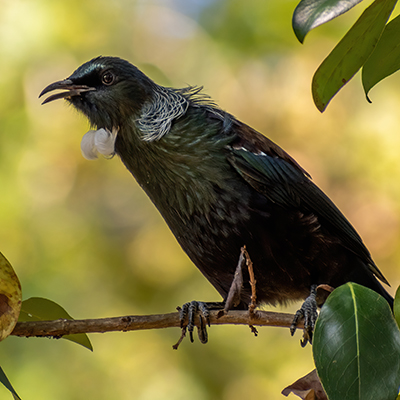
[177, 247, 255, 346]
[290, 284, 318, 347]
[224, 246, 259, 336]
[224, 248, 246, 313]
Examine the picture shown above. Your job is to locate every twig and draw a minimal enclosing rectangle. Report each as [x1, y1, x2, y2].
[242, 246, 257, 316]
[241, 246, 259, 336]
[11, 310, 303, 339]
[172, 327, 187, 349]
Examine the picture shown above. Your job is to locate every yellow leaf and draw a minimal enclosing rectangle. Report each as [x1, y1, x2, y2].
[0, 253, 21, 341]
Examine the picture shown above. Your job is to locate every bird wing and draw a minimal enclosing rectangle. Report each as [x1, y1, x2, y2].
[227, 133, 388, 284]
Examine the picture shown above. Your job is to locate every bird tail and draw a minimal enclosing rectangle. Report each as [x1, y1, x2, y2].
[359, 274, 393, 310]
[380, 288, 394, 310]
[367, 268, 394, 310]
[345, 258, 394, 310]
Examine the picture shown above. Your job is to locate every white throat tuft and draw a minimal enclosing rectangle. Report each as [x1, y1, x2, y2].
[80, 127, 118, 160]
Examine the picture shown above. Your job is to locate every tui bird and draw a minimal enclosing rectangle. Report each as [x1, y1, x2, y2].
[40, 56, 393, 344]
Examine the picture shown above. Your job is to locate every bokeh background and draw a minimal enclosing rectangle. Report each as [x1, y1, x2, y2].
[1, 0, 400, 399]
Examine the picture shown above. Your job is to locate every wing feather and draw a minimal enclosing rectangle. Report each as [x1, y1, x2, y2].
[227, 140, 388, 285]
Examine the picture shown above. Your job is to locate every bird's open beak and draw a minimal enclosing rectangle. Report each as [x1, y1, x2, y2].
[39, 79, 96, 105]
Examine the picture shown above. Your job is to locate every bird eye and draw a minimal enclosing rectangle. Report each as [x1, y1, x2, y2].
[102, 71, 115, 85]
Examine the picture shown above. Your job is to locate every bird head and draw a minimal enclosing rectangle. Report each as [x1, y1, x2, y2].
[39, 56, 157, 130]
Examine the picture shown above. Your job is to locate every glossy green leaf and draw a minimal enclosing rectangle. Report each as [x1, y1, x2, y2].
[395, 285, 400, 329]
[0, 366, 21, 400]
[312, 0, 397, 112]
[362, 14, 400, 101]
[293, 0, 364, 43]
[19, 297, 93, 351]
[313, 283, 400, 400]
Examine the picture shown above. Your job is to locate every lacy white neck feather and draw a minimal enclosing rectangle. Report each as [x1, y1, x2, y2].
[137, 87, 189, 142]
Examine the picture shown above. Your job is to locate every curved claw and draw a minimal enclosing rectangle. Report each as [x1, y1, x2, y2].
[290, 285, 318, 347]
[179, 301, 224, 344]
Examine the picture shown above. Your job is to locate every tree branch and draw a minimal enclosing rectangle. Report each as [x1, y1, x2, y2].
[11, 310, 303, 339]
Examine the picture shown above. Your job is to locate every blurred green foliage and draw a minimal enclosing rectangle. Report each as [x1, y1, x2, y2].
[0, 0, 400, 399]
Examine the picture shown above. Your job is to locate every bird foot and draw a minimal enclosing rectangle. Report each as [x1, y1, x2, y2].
[290, 285, 318, 347]
[177, 301, 224, 345]
[175, 247, 256, 347]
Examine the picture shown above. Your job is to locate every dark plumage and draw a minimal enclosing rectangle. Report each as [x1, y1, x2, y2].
[40, 56, 393, 339]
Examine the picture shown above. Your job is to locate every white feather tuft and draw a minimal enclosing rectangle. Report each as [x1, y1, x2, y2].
[81, 130, 98, 160]
[80, 128, 118, 160]
[138, 87, 188, 142]
[94, 127, 117, 156]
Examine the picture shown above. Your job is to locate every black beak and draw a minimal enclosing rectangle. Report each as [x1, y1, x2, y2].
[39, 79, 96, 105]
